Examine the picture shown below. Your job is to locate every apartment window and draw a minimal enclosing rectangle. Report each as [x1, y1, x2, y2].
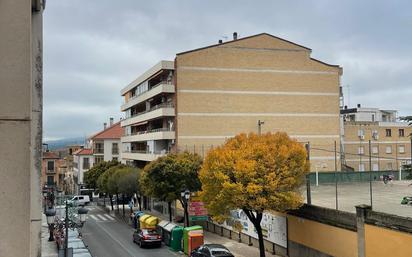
[358, 146, 365, 154]
[399, 129, 405, 137]
[386, 146, 392, 154]
[372, 163, 379, 171]
[95, 156, 103, 164]
[387, 162, 393, 170]
[47, 161, 55, 171]
[83, 157, 90, 169]
[47, 176, 54, 185]
[359, 163, 365, 171]
[112, 157, 118, 161]
[94, 143, 104, 154]
[399, 145, 405, 154]
[112, 143, 119, 155]
[372, 146, 379, 154]
[385, 129, 392, 137]
[358, 129, 365, 137]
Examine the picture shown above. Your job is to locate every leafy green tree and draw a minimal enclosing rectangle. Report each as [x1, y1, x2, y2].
[140, 152, 202, 222]
[97, 164, 124, 210]
[84, 160, 119, 190]
[199, 132, 309, 257]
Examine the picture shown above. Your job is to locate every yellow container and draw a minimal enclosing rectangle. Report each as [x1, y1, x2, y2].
[139, 214, 151, 229]
[145, 216, 159, 228]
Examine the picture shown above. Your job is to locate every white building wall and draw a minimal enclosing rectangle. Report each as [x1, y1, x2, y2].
[103, 139, 120, 161]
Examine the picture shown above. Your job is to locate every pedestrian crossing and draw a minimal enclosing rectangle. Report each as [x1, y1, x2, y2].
[89, 213, 116, 222]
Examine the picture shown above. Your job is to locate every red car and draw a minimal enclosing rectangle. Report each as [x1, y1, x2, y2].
[132, 228, 162, 248]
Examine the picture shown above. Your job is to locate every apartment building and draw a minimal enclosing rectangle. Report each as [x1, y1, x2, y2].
[89, 118, 123, 164]
[73, 148, 94, 193]
[342, 105, 412, 171]
[120, 33, 343, 171]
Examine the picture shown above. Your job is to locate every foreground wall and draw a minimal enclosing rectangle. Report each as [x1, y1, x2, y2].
[0, 1, 44, 256]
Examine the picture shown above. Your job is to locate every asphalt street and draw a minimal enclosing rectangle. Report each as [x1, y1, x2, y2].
[82, 204, 181, 257]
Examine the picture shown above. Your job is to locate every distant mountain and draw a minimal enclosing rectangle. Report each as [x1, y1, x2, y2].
[44, 137, 86, 150]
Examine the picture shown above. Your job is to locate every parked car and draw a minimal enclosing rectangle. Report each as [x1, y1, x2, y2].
[132, 228, 162, 248]
[65, 195, 90, 206]
[191, 244, 235, 257]
[401, 196, 412, 205]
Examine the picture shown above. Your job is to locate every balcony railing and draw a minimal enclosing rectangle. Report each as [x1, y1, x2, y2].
[126, 81, 170, 103]
[126, 127, 174, 136]
[127, 103, 174, 120]
[112, 149, 119, 155]
[123, 149, 170, 155]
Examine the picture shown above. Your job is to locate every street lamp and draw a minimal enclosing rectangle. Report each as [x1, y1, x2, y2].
[45, 208, 56, 241]
[45, 200, 89, 257]
[180, 189, 191, 227]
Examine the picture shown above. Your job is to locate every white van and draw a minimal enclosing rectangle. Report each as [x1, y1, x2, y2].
[68, 195, 90, 206]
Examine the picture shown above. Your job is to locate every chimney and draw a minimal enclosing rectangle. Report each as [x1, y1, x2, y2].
[109, 117, 114, 126]
[357, 104, 361, 108]
[218, 39, 223, 44]
[233, 32, 238, 40]
[344, 105, 348, 110]
[104, 122, 107, 129]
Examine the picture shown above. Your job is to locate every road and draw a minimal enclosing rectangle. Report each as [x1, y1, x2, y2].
[82, 204, 181, 257]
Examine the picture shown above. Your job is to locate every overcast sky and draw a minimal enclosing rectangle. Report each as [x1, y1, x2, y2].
[43, 0, 412, 141]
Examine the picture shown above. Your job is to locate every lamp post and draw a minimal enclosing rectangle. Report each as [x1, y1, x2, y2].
[45, 208, 56, 241]
[45, 201, 88, 257]
[258, 120, 265, 135]
[180, 189, 191, 227]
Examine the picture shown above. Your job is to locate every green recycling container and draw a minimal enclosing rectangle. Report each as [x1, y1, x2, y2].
[183, 226, 203, 255]
[170, 226, 184, 252]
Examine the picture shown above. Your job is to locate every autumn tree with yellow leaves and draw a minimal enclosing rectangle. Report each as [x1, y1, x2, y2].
[199, 132, 309, 257]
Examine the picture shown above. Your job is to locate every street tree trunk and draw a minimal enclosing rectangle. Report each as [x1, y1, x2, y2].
[243, 209, 265, 257]
[137, 196, 142, 211]
[109, 194, 114, 211]
[122, 195, 125, 217]
[168, 201, 172, 222]
[116, 193, 120, 212]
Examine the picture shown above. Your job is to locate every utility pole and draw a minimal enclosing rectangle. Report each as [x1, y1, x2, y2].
[369, 140, 373, 208]
[334, 141, 338, 210]
[258, 120, 265, 135]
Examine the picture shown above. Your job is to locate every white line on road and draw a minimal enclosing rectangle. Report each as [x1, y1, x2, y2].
[97, 214, 107, 221]
[104, 214, 115, 221]
[89, 214, 98, 221]
[94, 221, 136, 257]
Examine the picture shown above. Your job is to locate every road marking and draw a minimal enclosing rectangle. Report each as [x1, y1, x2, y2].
[94, 221, 136, 257]
[104, 214, 115, 221]
[97, 214, 107, 221]
[89, 214, 98, 221]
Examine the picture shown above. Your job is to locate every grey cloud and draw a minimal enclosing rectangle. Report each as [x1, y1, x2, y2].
[43, 0, 412, 139]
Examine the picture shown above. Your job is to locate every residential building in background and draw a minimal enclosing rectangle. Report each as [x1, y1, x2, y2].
[120, 61, 175, 167]
[89, 118, 123, 164]
[73, 148, 94, 194]
[41, 151, 62, 192]
[342, 105, 412, 171]
[0, 1, 45, 256]
[120, 33, 342, 171]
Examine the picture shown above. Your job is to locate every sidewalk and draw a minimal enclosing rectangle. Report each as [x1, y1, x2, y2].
[100, 203, 280, 257]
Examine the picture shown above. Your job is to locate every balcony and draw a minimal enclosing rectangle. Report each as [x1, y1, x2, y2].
[122, 128, 175, 143]
[46, 169, 56, 174]
[121, 103, 175, 127]
[122, 149, 170, 162]
[121, 83, 175, 111]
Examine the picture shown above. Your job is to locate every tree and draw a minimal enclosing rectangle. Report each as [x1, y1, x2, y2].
[116, 167, 141, 216]
[199, 132, 309, 257]
[84, 160, 119, 190]
[97, 164, 124, 211]
[140, 152, 202, 222]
